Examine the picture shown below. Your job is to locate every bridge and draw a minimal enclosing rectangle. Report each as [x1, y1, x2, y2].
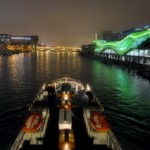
[37, 45, 81, 52]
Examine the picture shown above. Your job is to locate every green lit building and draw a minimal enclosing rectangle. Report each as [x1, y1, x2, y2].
[81, 26, 150, 66]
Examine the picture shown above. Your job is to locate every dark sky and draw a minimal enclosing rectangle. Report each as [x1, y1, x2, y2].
[0, 0, 150, 46]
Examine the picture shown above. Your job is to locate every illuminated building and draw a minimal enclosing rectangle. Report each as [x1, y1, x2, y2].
[0, 34, 38, 51]
[93, 29, 150, 55]
[81, 26, 150, 66]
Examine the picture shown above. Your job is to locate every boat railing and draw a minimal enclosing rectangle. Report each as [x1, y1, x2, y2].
[34, 84, 47, 101]
[29, 106, 48, 112]
[83, 108, 122, 150]
[84, 107, 104, 112]
[10, 130, 25, 150]
[35, 91, 48, 102]
[107, 130, 122, 150]
[52, 77, 85, 91]
[85, 88, 103, 109]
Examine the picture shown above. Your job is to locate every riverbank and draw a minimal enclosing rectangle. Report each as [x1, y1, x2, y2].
[0, 49, 31, 56]
[79, 52, 150, 79]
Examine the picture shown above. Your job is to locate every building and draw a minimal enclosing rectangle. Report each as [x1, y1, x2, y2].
[100, 31, 113, 41]
[81, 44, 95, 53]
[0, 34, 11, 49]
[0, 34, 38, 51]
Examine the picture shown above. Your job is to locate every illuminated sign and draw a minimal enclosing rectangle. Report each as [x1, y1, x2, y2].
[11, 36, 32, 41]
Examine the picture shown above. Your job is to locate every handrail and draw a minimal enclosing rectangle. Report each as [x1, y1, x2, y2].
[108, 131, 122, 150]
[10, 131, 25, 150]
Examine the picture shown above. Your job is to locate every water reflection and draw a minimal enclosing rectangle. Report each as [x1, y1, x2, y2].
[91, 59, 150, 150]
[0, 52, 150, 150]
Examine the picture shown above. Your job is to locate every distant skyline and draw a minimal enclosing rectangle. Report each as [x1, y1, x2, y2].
[0, 0, 150, 46]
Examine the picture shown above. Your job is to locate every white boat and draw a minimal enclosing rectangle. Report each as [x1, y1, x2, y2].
[10, 77, 122, 150]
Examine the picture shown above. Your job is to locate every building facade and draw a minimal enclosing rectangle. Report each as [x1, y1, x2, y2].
[0, 34, 38, 51]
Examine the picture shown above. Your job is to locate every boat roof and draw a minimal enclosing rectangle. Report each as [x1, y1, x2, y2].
[51, 77, 83, 85]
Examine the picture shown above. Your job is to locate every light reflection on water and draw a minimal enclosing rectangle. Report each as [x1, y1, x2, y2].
[91, 60, 150, 150]
[0, 52, 150, 150]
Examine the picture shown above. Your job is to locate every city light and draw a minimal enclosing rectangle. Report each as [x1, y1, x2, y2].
[93, 29, 150, 55]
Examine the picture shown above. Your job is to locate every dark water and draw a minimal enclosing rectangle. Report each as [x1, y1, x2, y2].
[0, 51, 150, 150]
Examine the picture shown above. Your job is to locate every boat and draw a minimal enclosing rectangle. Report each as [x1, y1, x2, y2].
[90, 111, 110, 132]
[23, 113, 43, 132]
[10, 107, 49, 150]
[83, 85, 122, 149]
[10, 77, 122, 150]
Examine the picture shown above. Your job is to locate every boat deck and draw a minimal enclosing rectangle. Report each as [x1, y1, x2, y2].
[19, 91, 111, 150]
[11, 76, 122, 150]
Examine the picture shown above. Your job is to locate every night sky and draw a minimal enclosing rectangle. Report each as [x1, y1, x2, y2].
[0, 0, 150, 46]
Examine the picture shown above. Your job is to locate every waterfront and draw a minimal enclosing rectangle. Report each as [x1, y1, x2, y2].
[0, 51, 150, 150]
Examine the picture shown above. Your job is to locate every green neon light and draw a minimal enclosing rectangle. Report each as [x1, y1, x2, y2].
[93, 30, 150, 55]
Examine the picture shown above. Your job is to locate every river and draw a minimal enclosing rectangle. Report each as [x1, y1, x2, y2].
[0, 51, 150, 150]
